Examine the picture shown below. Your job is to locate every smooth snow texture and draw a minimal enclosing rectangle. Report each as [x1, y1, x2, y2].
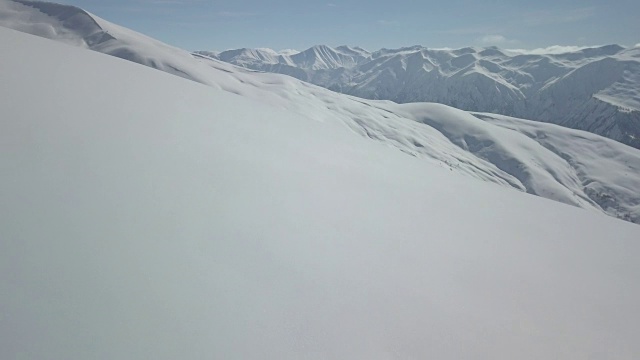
[2, 26, 640, 360]
[1, 0, 639, 224]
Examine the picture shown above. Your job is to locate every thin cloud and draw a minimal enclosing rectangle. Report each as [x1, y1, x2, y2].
[523, 7, 595, 26]
[327, 3, 338, 7]
[216, 11, 256, 18]
[481, 35, 507, 44]
[506, 45, 596, 55]
[436, 26, 501, 35]
[122, 0, 205, 13]
[278, 49, 301, 55]
[377, 20, 398, 26]
[479, 34, 518, 46]
[141, 0, 204, 4]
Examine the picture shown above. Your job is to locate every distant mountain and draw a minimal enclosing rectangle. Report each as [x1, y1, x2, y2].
[200, 44, 640, 149]
[2, 0, 640, 224]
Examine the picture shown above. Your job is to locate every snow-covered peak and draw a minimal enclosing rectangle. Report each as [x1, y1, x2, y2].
[288, 44, 367, 70]
[477, 47, 505, 57]
[199, 44, 372, 71]
[450, 46, 478, 56]
[216, 47, 286, 65]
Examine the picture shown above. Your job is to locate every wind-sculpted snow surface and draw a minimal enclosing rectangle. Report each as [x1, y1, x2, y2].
[0, 0, 112, 46]
[0, 0, 207, 82]
[207, 43, 640, 148]
[1, 0, 639, 224]
[3, 25, 640, 360]
[473, 112, 640, 222]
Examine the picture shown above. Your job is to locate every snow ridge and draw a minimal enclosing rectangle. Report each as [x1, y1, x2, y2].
[208, 43, 640, 148]
[0, 0, 114, 46]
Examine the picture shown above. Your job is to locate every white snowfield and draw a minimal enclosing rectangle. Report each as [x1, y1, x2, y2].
[205, 42, 640, 149]
[2, 24, 640, 360]
[4, 0, 639, 224]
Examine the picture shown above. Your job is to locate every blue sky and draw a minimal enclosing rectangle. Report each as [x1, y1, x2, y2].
[56, 0, 639, 51]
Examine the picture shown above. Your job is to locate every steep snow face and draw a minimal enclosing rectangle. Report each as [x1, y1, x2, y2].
[3, 25, 640, 360]
[0, 0, 115, 46]
[209, 43, 640, 148]
[2, 0, 640, 224]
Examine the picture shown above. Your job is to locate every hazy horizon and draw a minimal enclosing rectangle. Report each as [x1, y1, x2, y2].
[50, 0, 639, 51]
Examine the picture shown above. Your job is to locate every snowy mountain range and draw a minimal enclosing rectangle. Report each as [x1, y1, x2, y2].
[200, 44, 640, 149]
[1, 0, 639, 224]
[2, 1, 640, 358]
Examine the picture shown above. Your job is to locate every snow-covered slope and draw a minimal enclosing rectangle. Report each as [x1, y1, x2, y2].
[208, 43, 640, 148]
[1, 0, 639, 224]
[2, 25, 640, 360]
[0, 0, 217, 83]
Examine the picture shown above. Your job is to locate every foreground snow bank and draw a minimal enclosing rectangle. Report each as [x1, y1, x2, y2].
[1, 27, 640, 360]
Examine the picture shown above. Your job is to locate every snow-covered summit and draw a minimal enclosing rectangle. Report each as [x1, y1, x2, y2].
[199, 44, 373, 71]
